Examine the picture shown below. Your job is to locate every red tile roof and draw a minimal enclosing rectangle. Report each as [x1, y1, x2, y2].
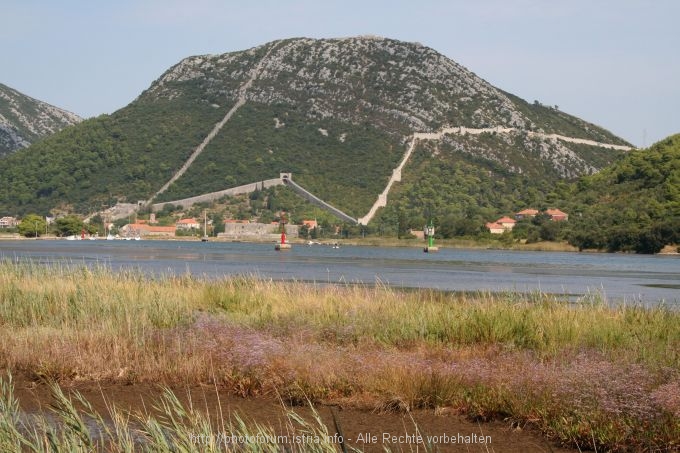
[127, 223, 176, 233]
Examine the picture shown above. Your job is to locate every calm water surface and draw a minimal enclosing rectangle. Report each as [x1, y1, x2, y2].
[1, 240, 679, 305]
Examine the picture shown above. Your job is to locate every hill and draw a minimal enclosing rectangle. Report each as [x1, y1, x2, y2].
[565, 134, 680, 253]
[0, 83, 82, 157]
[0, 36, 630, 218]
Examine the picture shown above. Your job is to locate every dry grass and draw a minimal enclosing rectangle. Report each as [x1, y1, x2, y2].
[0, 374, 371, 452]
[0, 261, 678, 451]
[344, 236, 579, 252]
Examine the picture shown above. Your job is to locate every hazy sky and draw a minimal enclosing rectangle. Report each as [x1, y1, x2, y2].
[4, 0, 678, 147]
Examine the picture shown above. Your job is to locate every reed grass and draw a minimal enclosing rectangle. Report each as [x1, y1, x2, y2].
[200, 277, 679, 367]
[0, 374, 384, 452]
[0, 260, 678, 451]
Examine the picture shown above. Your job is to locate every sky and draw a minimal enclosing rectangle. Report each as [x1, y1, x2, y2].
[3, 0, 679, 147]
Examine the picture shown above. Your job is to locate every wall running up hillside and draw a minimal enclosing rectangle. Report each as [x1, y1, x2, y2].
[150, 179, 284, 211]
[145, 41, 281, 206]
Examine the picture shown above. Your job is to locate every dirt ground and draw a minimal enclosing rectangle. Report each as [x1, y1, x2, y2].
[12, 378, 579, 452]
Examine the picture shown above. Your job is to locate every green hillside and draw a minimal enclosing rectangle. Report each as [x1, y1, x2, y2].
[373, 136, 563, 234]
[0, 98, 223, 214]
[0, 37, 630, 219]
[566, 134, 680, 253]
[502, 91, 630, 146]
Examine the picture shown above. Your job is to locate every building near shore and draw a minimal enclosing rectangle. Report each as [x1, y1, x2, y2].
[121, 223, 176, 238]
[302, 219, 318, 229]
[485, 222, 506, 234]
[486, 216, 516, 234]
[218, 221, 299, 241]
[176, 218, 201, 230]
[0, 217, 18, 228]
[515, 209, 539, 220]
[545, 208, 569, 221]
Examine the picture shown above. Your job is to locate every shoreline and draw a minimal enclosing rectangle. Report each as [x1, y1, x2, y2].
[3, 233, 679, 255]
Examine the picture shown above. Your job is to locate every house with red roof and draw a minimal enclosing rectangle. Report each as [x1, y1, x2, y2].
[176, 218, 201, 230]
[497, 217, 516, 229]
[545, 209, 569, 221]
[485, 222, 506, 234]
[122, 223, 176, 237]
[302, 219, 318, 229]
[486, 216, 516, 234]
[515, 209, 539, 220]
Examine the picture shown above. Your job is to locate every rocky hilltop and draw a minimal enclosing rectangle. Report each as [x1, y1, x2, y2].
[152, 36, 625, 141]
[151, 36, 529, 132]
[0, 83, 82, 156]
[0, 37, 631, 218]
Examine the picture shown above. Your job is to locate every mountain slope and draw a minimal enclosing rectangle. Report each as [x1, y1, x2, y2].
[0, 37, 630, 218]
[0, 83, 82, 156]
[565, 134, 680, 253]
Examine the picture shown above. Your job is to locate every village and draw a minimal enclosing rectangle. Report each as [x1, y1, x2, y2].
[484, 208, 568, 234]
[119, 214, 311, 241]
[0, 213, 311, 241]
[1, 208, 569, 241]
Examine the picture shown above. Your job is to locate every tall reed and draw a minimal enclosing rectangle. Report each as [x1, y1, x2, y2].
[0, 374, 378, 452]
[0, 260, 678, 450]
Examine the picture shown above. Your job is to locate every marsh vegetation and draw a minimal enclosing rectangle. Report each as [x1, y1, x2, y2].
[0, 261, 677, 451]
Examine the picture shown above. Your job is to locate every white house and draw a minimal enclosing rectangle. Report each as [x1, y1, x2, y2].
[175, 218, 201, 230]
[0, 217, 18, 228]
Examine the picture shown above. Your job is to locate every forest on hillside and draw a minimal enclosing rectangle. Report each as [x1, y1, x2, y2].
[565, 134, 680, 253]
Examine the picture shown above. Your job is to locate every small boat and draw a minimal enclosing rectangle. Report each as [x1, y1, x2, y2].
[201, 210, 209, 242]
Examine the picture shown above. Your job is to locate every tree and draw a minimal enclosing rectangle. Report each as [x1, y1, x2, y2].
[54, 215, 86, 237]
[455, 218, 483, 237]
[539, 221, 561, 242]
[210, 212, 225, 235]
[511, 220, 532, 240]
[159, 203, 177, 217]
[18, 214, 46, 238]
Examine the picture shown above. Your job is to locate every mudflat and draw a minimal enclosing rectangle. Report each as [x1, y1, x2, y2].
[13, 377, 576, 453]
